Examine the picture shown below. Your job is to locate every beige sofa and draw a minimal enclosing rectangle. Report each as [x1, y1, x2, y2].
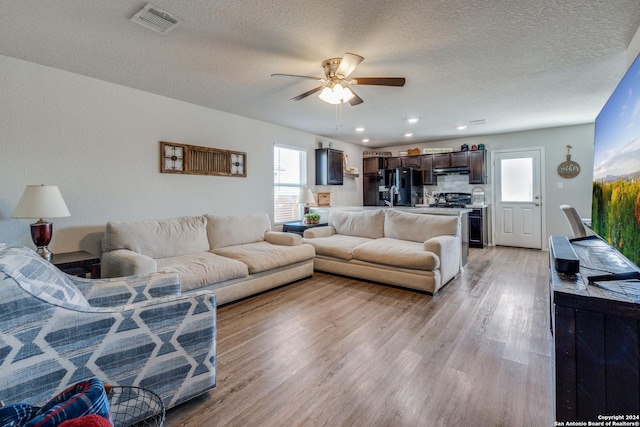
[101, 213, 315, 305]
[302, 209, 461, 294]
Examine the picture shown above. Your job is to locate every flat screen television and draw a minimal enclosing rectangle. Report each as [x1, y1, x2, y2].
[591, 52, 640, 277]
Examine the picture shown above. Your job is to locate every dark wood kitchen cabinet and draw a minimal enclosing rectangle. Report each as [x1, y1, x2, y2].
[386, 157, 402, 168]
[469, 150, 487, 184]
[316, 148, 343, 185]
[420, 154, 435, 185]
[433, 151, 468, 168]
[363, 175, 383, 206]
[469, 206, 488, 248]
[363, 157, 386, 175]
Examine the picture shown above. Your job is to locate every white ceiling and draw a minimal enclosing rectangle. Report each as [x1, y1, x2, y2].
[1, 1, 639, 148]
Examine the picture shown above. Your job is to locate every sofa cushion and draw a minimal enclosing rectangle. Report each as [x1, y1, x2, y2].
[384, 210, 460, 243]
[104, 216, 210, 259]
[212, 241, 315, 274]
[156, 252, 248, 292]
[353, 238, 440, 271]
[206, 213, 271, 249]
[329, 209, 384, 239]
[302, 235, 373, 260]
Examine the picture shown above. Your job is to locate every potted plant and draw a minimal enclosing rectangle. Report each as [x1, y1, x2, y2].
[303, 213, 321, 224]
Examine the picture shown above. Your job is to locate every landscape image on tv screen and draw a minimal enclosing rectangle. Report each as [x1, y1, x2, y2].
[592, 54, 640, 267]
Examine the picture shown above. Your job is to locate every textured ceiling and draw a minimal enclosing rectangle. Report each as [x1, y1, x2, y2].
[1, 0, 639, 147]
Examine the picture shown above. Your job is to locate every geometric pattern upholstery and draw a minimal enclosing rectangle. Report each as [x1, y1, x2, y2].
[0, 246, 216, 410]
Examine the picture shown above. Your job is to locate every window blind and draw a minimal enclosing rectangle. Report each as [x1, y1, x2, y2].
[274, 145, 307, 223]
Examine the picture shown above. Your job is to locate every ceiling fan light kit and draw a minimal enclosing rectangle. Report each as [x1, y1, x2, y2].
[318, 83, 355, 104]
[272, 53, 405, 106]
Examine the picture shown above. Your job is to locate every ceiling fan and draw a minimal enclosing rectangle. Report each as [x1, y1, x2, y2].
[271, 53, 405, 106]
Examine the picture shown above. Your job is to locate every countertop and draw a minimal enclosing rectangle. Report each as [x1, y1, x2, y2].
[310, 206, 472, 215]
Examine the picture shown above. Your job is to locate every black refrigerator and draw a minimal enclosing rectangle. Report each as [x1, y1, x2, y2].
[384, 167, 422, 206]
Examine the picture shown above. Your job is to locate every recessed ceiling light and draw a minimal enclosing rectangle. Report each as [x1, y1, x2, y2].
[456, 125, 468, 130]
[355, 127, 365, 132]
[407, 118, 419, 124]
[404, 133, 413, 137]
[362, 138, 370, 143]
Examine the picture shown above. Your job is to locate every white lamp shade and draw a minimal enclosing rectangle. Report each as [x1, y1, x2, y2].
[12, 185, 71, 219]
[297, 188, 315, 205]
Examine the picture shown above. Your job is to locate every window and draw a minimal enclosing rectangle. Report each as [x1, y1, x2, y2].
[500, 157, 533, 202]
[274, 145, 307, 223]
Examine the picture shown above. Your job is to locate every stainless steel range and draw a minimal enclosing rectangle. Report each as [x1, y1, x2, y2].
[429, 192, 471, 208]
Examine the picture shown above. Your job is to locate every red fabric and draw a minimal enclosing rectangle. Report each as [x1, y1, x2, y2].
[58, 414, 112, 427]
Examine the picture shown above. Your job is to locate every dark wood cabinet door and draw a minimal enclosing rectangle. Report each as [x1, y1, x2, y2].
[450, 151, 469, 167]
[363, 175, 382, 206]
[420, 155, 435, 185]
[432, 153, 450, 168]
[386, 157, 402, 168]
[315, 148, 343, 185]
[469, 150, 486, 184]
[401, 156, 421, 168]
[363, 157, 384, 174]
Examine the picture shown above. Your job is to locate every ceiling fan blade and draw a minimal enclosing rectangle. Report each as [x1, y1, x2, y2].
[290, 86, 324, 101]
[348, 91, 364, 106]
[351, 77, 406, 87]
[271, 73, 325, 81]
[335, 53, 364, 79]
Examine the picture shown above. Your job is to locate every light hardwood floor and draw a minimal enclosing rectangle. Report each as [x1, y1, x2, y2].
[165, 246, 554, 427]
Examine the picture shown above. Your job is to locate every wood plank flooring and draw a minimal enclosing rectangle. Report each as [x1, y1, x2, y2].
[165, 246, 553, 427]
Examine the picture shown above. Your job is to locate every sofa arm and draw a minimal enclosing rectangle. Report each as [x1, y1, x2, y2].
[264, 231, 302, 246]
[69, 271, 181, 307]
[303, 226, 335, 238]
[101, 249, 157, 278]
[424, 235, 461, 283]
[0, 280, 216, 409]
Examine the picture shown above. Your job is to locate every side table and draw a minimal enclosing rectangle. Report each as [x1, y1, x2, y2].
[51, 251, 101, 278]
[282, 221, 328, 236]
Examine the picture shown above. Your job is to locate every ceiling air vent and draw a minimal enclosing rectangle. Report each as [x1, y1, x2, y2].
[130, 3, 181, 34]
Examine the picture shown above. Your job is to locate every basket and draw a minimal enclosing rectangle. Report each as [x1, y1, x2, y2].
[108, 386, 166, 427]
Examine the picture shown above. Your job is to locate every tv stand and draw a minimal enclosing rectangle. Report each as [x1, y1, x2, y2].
[549, 236, 640, 422]
[587, 270, 640, 284]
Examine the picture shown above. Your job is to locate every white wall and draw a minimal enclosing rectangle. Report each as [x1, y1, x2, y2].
[628, 24, 640, 66]
[0, 55, 362, 255]
[375, 123, 595, 246]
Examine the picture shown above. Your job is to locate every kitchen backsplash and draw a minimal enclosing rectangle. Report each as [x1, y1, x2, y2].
[423, 174, 491, 205]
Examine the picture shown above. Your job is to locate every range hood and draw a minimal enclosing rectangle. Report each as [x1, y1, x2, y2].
[433, 166, 470, 175]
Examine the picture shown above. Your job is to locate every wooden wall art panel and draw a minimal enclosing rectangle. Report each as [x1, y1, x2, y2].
[160, 141, 246, 177]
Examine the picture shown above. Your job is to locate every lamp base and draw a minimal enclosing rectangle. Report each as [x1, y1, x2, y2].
[30, 220, 53, 261]
[35, 246, 53, 261]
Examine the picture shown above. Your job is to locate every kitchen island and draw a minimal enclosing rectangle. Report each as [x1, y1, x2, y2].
[309, 206, 471, 266]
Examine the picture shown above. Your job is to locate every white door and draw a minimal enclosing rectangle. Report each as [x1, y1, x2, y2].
[493, 148, 543, 249]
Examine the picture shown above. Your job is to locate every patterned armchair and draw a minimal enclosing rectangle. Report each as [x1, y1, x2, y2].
[0, 246, 216, 410]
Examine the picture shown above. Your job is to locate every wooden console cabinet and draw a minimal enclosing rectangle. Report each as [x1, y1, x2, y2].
[550, 237, 640, 422]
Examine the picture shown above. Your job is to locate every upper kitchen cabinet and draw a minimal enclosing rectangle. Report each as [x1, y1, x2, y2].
[387, 156, 421, 168]
[468, 150, 487, 184]
[433, 151, 469, 168]
[401, 156, 421, 168]
[363, 157, 386, 175]
[316, 148, 343, 185]
[386, 157, 402, 168]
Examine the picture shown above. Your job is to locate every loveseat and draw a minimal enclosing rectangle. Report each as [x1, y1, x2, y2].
[0, 246, 216, 410]
[302, 209, 461, 294]
[101, 213, 315, 305]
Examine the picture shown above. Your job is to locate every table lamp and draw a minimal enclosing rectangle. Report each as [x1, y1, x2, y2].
[297, 188, 315, 214]
[12, 185, 71, 260]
